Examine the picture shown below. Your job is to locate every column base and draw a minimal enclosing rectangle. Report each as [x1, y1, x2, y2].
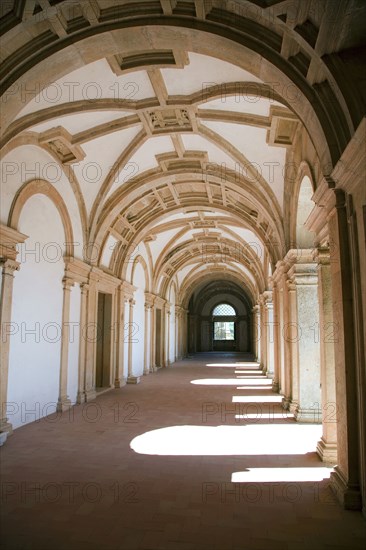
[294, 406, 322, 423]
[85, 389, 97, 401]
[114, 378, 126, 388]
[272, 380, 279, 392]
[289, 400, 299, 415]
[143, 370, 150, 376]
[57, 398, 72, 412]
[316, 437, 337, 464]
[282, 396, 291, 410]
[0, 419, 13, 436]
[266, 372, 274, 379]
[330, 467, 362, 510]
[76, 391, 86, 404]
[127, 376, 141, 384]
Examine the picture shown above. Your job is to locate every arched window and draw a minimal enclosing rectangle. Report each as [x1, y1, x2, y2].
[212, 303, 236, 316]
[212, 303, 236, 341]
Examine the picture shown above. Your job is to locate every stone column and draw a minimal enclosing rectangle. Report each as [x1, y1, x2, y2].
[272, 283, 280, 392]
[259, 298, 267, 372]
[0, 259, 20, 434]
[127, 299, 139, 383]
[281, 270, 292, 409]
[77, 283, 88, 403]
[252, 305, 260, 362]
[287, 277, 300, 414]
[143, 302, 151, 375]
[160, 304, 166, 367]
[150, 303, 156, 372]
[0, 225, 28, 436]
[84, 276, 97, 401]
[57, 277, 74, 412]
[263, 291, 275, 378]
[315, 247, 337, 463]
[114, 285, 126, 388]
[166, 308, 171, 365]
[175, 307, 180, 360]
[287, 255, 321, 422]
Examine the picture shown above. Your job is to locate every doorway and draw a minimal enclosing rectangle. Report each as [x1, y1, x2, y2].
[155, 308, 162, 367]
[96, 292, 112, 388]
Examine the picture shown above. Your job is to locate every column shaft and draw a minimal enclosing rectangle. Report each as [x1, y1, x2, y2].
[57, 278, 73, 412]
[0, 260, 20, 434]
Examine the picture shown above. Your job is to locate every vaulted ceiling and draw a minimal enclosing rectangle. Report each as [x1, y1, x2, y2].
[1, 0, 365, 305]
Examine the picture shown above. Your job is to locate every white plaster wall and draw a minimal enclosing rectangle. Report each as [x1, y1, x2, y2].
[101, 234, 118, 268]
[67, 284, 81, 404]
[7, 194, 65, 429]
[131, 262, 145, 377]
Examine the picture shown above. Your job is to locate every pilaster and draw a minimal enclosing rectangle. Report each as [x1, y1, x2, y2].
[287, 251, 321, 423]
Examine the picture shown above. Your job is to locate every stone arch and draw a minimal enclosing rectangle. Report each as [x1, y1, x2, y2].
[130, 254, 150, 293]
[8, 178, 74, 257]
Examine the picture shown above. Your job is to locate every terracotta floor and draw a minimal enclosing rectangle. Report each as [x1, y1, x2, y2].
[1, 353, 365, 550]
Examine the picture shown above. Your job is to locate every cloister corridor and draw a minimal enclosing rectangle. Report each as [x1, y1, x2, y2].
[1, 353, 365, 550]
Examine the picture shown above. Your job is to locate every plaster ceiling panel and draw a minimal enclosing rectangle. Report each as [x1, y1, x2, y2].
[231, 262, 257, 287]
[118, 135, 175, 180]
[220, 226, 265, 264]
[177, 264, 199, 286]
[72, 125, 142, 213]
[29, 111, 133, 135]
[161, 52, 262, 96]
[15, 59, 155, 119]
[148, 228, 183, 265]
[199, 96, 283, 116]
[180, 134, 236, 170]
[201, 121, 286, 208]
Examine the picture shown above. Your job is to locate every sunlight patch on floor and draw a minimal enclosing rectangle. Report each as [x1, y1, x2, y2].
[231, 467, 333, 482]
[233, 395, 283, 403]
[191, 378, 270, 386]
[130, 424, 322, 456]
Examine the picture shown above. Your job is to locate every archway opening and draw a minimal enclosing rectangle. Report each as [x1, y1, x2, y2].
[187, 280, 252, 354]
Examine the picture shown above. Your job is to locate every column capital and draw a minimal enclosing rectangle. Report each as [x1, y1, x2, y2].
[121, 280, 136, 299]
[287, 261, 318, 285]
[1, 258, 20, 275]
[144, 292, 155, 307]
[62, 277, 74, 290]
[80, 282, 90, 294]
[312, 246, 331, 265]
[0, 224, 28, 262]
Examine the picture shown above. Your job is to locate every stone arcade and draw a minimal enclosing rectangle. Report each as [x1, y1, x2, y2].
[0, 1, 365, 548]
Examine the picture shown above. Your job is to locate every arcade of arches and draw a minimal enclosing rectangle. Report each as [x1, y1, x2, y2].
[0, 0, 366, 538]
